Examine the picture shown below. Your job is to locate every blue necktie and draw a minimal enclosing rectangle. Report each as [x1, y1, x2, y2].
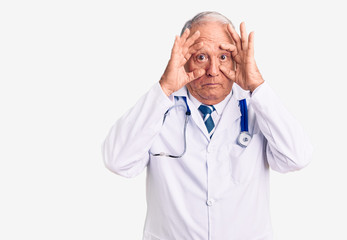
[198, 105, 215, 138]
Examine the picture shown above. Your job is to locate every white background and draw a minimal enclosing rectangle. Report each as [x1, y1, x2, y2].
[1, 0, 346, 239]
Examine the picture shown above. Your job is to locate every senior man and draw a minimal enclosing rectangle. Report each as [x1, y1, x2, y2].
[103, 11, 312, 240]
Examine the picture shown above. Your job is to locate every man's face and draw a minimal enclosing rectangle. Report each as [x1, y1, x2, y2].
[185, 21, 234, 105]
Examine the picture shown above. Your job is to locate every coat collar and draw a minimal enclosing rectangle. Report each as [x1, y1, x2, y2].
[172, 86, 189, 98]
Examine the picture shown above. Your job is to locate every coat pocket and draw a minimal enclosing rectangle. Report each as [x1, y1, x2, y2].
[228, 133, 265, 184]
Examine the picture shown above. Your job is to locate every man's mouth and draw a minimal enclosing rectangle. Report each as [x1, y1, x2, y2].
[202, 83, 220, 87]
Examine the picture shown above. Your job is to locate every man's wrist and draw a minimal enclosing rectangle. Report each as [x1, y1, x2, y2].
[249, 79, 265, 93]
[159, 80, 173, 97]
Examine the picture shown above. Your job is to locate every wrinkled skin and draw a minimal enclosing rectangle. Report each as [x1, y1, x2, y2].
[160, 21, 264, 105]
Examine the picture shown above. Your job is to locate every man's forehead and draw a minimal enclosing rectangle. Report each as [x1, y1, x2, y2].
[190, 21, 233, 44]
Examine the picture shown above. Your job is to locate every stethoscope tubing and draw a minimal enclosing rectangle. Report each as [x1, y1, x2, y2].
[239, 99, 248, 132]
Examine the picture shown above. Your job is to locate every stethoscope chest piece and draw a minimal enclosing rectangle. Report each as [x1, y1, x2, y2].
[237, 131, 252, 147]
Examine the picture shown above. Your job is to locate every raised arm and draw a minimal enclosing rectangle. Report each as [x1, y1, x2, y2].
[103, 29, 204, 177]
[219, 22, 312, 172]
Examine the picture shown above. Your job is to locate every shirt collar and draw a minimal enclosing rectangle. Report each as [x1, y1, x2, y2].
[187, 90, 232, 115]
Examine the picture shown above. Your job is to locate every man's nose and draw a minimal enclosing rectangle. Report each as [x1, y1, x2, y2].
[206, 58, 220, 77]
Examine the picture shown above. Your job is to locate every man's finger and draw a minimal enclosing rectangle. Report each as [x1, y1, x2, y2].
[240, 22, 248, 51]
[219, 65, 236, 81]
[187, 68, 205, 82]
[184, 30, 200, 48]
[180, 28, 190, 45]
[171, 36, 180, 56]
[248, 31, 255, 57]
[220, 43, 241, 63]
[220, 43, 237, 52]
[186, 42, 203, 55]
[182, 42, 204, 63]
[227, 24, 242, 52]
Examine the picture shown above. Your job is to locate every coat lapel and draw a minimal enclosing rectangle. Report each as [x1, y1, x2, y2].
[212, 84, 251, 140]
[186, 97, 211, 139]
[173, 87, 210, 140]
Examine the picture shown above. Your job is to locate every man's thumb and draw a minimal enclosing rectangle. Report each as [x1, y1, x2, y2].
[188, 69, 205, 82]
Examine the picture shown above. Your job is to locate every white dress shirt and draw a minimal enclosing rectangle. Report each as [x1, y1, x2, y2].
[188, 90, 232, 129]
[103, 82, 313, 240]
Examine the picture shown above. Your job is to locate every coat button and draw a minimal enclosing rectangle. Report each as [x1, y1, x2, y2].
[206, 199, 215, 206]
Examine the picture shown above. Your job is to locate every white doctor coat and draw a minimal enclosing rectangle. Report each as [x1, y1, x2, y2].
[103, 82, 312, 240]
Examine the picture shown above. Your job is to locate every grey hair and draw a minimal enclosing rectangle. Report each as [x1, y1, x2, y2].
[180, 11, 234, 36]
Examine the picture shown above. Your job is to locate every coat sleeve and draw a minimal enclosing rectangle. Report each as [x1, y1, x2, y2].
[102, 83, 174, 178]
[250, 82, 313, 173]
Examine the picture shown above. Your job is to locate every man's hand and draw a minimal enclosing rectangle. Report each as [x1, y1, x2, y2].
[160, 29, 205, 96]
[219, 22, 264, 92]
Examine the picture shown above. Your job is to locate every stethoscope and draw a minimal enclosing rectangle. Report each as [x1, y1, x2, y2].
[149, 96, 251, 158]
[237, 99, 252, 148]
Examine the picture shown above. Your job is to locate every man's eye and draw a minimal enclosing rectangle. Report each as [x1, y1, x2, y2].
[220, 54, 227, 61]
[197, 54, 207, 62]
